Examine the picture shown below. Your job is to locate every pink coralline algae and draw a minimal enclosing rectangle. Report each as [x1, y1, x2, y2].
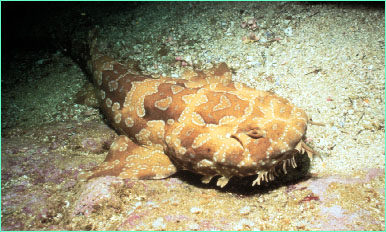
[118, 211, 150, 230]
[81, 137, 110, 153]
[72, 176, 124, 216]
[1, 121, 120, 230]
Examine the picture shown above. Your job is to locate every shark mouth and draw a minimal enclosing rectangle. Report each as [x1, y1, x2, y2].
[201, 140, 315, 188]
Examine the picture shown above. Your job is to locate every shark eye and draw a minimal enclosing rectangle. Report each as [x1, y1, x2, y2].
[246, 128, 264, 139]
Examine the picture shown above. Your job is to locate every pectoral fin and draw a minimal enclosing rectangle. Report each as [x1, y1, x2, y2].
[79, 135, 177, 181]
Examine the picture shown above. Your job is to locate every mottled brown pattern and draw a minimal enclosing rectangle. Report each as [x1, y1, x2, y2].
[79, 29, 312, 187]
